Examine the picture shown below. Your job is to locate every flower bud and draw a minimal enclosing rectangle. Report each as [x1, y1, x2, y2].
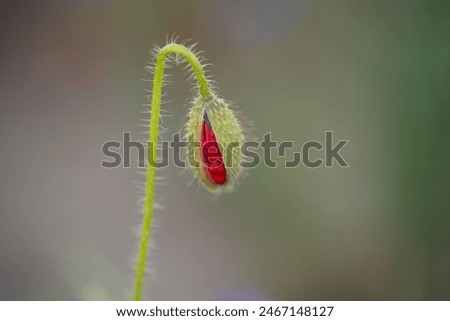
[185, 94, 245, 191]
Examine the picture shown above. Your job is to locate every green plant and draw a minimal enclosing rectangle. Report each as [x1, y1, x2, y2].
[133, 40, 245, 300]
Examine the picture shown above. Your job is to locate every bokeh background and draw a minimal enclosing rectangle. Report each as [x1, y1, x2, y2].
[1, 0, 449, 300]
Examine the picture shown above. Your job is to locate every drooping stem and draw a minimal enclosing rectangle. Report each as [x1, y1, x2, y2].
[133, 43, 210, 301]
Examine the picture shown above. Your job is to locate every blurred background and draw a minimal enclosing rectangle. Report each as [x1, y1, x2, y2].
[0, 0, 449, 300]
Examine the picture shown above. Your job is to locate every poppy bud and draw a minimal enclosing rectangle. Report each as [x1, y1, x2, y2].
[185, 94, 245, 191]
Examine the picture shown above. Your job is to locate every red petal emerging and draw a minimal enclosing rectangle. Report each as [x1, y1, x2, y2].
[200, 111, 227, 185]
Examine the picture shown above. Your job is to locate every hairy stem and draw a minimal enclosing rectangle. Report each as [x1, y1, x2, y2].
[133, 43, 210, 301]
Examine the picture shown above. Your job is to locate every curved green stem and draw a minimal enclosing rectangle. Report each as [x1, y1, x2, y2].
[133, 43, 210, 301]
